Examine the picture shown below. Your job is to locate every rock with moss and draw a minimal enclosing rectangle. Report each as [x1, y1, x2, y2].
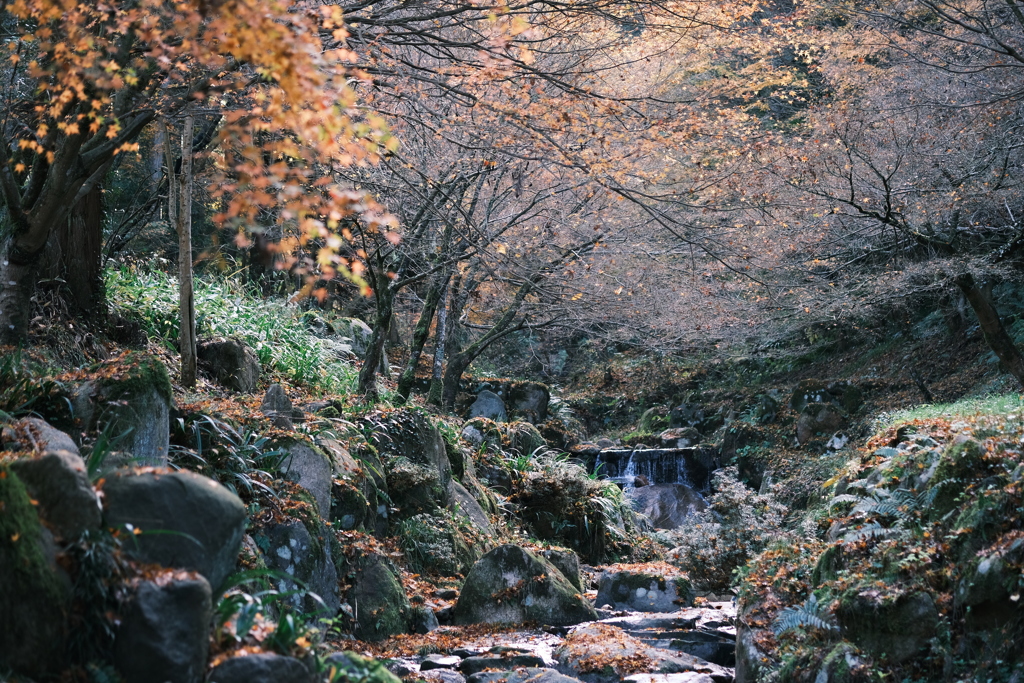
[398, 511, 479, 576]
[638, 407, 668, 435]
[955, 536, 1024, 629]
[508, 382, 550, 424]
[261, 383, 295, 430]
[507, 421, 547, 456]
[256, 514, 340, 615]
[449, 479, 494, 537]
[331, 478, 372, 531]
[275, 437, 333, 518]
[337, 548, 411, 641]
[539, 548, 584, 591]
[810, 642, 871, 683]
[208, 652, 312, 683]
[333, 318, 374, 357]
[114, 569, 212, 683]
[452, 544, 598, 626]
[835, 590, 938, 664]
[461, 417, 504, 450]
[320, 436, 389, 536]
[595, 567, 693, 612]
[197, 337, 260, 393]
[0, 464, 71, 678]
[929, 435, 986, 517]
[5, 418, 101, 538]
[374, 408, 452, 505]
[69, 351, 173, 465]
[102, 469, 247, 591]
[324, 651, 403, 683]
[387, 456, 449, 519]
[469, 668, 582, 683]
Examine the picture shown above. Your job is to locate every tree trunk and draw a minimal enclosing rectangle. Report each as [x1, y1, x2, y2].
[0, 238, 41, 346]
[397, 276, 448, 401]
[955, 273, 1024, 389]
[178, 114, 197, 389]
[357, 274, 395, 399]
[42, 182, 106, 316]
[426, 281, 450, 406]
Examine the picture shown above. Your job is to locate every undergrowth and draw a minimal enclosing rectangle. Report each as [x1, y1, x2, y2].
[105, 265, 358, 394]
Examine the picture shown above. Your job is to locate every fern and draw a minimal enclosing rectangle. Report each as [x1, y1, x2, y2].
[843, 522, 904, 542]
[772, 594, 839, 635]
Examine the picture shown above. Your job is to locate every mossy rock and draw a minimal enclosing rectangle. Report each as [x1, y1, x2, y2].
[637, 406, 668, 434]
[338, 548, 411, 641]
[64, 351, 172, 465]
[462, 416, 504, 450]
[452, 544, 598, 626]
[331, 479, 371, 531]
[929, 436, 986, 518]
[397, 512, 478, 576]
[836, 590, 939, 664]
[506, 421, 547, 457]
[386, 456, 447, 520]
[0, 465, 70, 677]
[324, 651, 402, 683]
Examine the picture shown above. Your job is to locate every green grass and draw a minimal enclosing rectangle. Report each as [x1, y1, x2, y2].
[105, 265, 357, 395]
[873, 392, 1024, 430]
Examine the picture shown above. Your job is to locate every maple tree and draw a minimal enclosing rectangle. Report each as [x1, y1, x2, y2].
[0, 0, 392, 344]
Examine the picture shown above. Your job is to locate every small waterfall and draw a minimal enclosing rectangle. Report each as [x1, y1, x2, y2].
[591, 446, 713, 492]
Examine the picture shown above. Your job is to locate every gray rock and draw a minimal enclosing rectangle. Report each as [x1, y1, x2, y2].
[658, 428, 701, 449]
[261, 383, 295, 430]
[411, 605, 440, 634]
[957, 538, 1024, 628]
[260, 517, 340, 615]
[1, 417, 80, 454]
[277, 438, 333, 517]
[555, 624, 729, 683]
[450, 479, 494, 536]
[333, 318, 374, 356]
[624, 675, 715, 683]
[469, 390, 507, 422]
[595, 568, 693, 612]
[796, 403, 846, 445]
[378, 409, 452, 510]
[507, 421, 547, 456]
[540, 548, 583, 591]
[342, 550, 411, 641]
[836, 590, 938, 664]
[453, 544, 598, 626]
[208, 653, 311, 683]
[421, 654, 462, 670]
[468, 668, 581, 683]
[10, 446, 101, 538]
[197, 337, 260, 393]
[102, 470, 247, 591]
[461, 655, 547, 675]
[114, 571, 212, 683]
[423, 670, 468, 683]
[627, 484, 707, 530]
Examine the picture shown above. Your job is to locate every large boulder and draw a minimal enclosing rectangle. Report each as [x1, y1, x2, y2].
[539, 548, 584, 592]
[208, 653, 312, 683]
[449, 479, 495, 537]
[114, 570, 212, 683]
[69, 352, 172, 466]
[0, 465, 70, 678]
[628, 484, 706, 530]
[197, 337, 260, 393]
[258, 516, 340, 615]
[507, 421, 547, 456]
[469, 390, 507, 422]
[276, 437, 333, 517]
[375, 409, 453, 518]
[555, 623, 728, 683]
[595, 566, 693, 612]
[508, 382, 550, 424]
[956, 537, 1024, 628]
[836, 590, 939, 664]
[4, 418, 101, 538]
[796, 404, 846, 445]
[338, 549, 411, 641]
[102, 469, 247, 591]
[333, 318, 374, 357]
[453, 544, 598, 626]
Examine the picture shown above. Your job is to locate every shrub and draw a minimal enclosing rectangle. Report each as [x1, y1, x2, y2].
[664, 466, 789, 591]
